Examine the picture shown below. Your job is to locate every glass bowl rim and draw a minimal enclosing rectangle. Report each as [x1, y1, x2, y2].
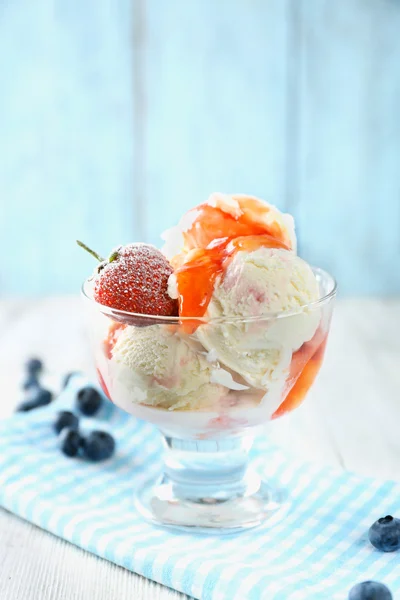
[81, 266, 336, 324]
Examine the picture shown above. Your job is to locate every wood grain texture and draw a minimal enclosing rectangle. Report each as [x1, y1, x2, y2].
[293, 0, 400, 293]
[143, 0, 291, 244]
[0, 297, 400, 599]
[0, 0, 136, 295]
[1, 1, 400, 289]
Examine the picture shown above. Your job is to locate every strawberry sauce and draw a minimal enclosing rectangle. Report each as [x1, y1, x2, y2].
[272, 330, 328, 419]
[181, 199, 293, 255]
[176, 234, 289, 319]
[103, 321, 126, 359]
[96, 367, 111, 401]
[174, 198, 294, 319]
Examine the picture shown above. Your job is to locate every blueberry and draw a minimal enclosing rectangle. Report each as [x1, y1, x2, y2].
[76, 386, 102, 416]
[369, 515, 400, 552]
[22, 374, 40, 390]
[25, 358, 43, 375]
[82, 431, 115, 461]
[16, 399, 43, 412]
[349, 581, 392, 599]
[29, 387, 53, 406]
[54, 411, 79, 435]
[16, 387, 53, 412]
[59, 428, 83, 457]
[62, 371, 81, 389]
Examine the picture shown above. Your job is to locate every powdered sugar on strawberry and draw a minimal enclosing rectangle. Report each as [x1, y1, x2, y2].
[94, 243, 178, 316]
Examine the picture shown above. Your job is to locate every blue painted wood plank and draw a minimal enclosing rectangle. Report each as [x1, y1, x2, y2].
[2, 0, 399, 295]
[0, 0, 136, 294]
[293, 0, 400, 295]
[143, 0, 291, 246]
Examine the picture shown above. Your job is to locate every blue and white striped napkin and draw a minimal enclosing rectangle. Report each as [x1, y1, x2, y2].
[1, 377, 400, 600]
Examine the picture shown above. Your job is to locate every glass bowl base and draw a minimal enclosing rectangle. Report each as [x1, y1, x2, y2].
[134, 474, 289, 534]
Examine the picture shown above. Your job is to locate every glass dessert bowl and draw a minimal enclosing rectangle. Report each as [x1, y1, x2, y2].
[82, 267, 336, 533]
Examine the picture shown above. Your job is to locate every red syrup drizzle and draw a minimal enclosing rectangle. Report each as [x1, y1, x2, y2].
[97, 321, 127, 402]
[272, 328, 328, 419]
[176, 234, 289, 322]
[96, 367, 111, 401]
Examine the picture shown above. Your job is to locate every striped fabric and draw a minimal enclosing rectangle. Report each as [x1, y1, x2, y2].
[1, 377, 400, 600]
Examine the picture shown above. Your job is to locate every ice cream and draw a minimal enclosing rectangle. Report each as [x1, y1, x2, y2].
[86, 192, 331, 431]
[112, 324, 225, 411]
[196, 246, 320, 388]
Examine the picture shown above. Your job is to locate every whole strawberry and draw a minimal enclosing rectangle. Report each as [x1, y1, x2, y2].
[78, 241, 178, 317]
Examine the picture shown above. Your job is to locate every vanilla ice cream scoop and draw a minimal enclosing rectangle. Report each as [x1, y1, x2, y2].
[111, 325, 225, 410]
[197, 247, 320, 389]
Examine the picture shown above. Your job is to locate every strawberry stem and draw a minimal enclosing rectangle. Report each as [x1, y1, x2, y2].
[76, 240, 105, 262]
[108, 250, 120, 263]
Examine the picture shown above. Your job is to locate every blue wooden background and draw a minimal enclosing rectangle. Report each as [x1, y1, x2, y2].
[1, 0, 399, 295]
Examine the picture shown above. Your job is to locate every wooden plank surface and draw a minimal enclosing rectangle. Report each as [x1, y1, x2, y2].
[293, 0, 400, 293]
[0, 0, 137, 295]
[144, 0, 291, 244]
[0, 297, 399, 599]
[2, 0, 400, 294]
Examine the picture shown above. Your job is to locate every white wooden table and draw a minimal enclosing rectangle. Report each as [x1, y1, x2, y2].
[1, 297, 399, 599]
